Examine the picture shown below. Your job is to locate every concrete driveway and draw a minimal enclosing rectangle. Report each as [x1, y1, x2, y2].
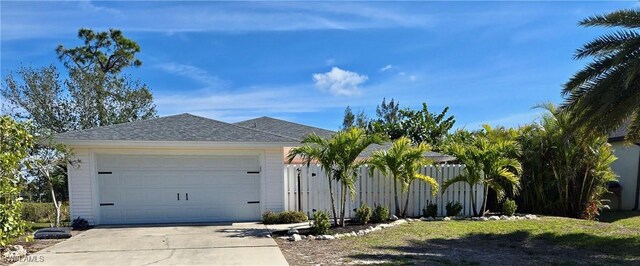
[15, 223, 288, 266]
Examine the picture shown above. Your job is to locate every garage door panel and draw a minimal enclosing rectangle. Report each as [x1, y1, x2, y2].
[97, 155, 261, 225]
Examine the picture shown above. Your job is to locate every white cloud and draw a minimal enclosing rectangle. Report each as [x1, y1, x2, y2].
[409, 75, 417, 81]
[155, 62, 229, 89]
[379, 64, 393, 72]
[312, 67, 368, 96]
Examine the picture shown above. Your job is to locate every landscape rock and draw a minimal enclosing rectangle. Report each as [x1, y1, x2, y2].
[427, 217, 435, 221]
[479, 217, 489, 221]
[525, 214, 539, 220]
[307, 235, 315, 240]
[322, 235, 335, 240]
[357, 230, 366, 236]
[500, 215, 511, 220]
[488, 216, 500, 221]
[278, 236, 290, 240]
[2, 245, 27, 259]
[287, 228, 299, 235]
[419, 217, 429, 221]
[390, 215, 399, 221]
[435, 217, 444, 221]
[394, 219, 407, 225]
[443, 217, 451, 221]
[350, 231, 357, 237]
[291, 234, 302, 241]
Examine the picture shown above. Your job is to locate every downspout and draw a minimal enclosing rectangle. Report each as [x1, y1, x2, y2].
[634, 143, 640, 211]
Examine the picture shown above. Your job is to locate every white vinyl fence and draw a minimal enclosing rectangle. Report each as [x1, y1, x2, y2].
[284, 164, 483, 218]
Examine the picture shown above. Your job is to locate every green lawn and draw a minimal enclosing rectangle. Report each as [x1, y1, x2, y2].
[27, 222, 51, 231]
[277, 211, 640, 265]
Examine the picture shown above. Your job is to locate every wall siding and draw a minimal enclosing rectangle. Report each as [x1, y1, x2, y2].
[610, 142, 640, 210]
[264, 148, 285, 212]
[68, 149, 95, 224]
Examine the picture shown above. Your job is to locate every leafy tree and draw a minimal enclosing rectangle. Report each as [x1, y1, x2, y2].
[399, 103, 455, 150]
[0, 116, 34, 246]
[26, 141, 76, 227]
[367, 137, 438, 217]
[517, 104, 617, 219]
[367, 99, 455, 151]
[442, 125, 521, 216]
[2, 28, 156, 132]
[288, 128, 381, 226]
[562, 9, 640, 142]
[341, 106, 368, 129]
[368, 98, 403, 139]
[1, 28, 156, 219]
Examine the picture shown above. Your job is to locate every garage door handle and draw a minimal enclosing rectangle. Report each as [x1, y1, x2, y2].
[247, 201, 260, 204]
[177, 193, 180, 201]
[186, 193, 189, 201]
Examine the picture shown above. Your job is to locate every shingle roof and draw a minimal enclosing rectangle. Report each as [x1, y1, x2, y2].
[234, 116, 335, 141]
[56, 113, 298, 142]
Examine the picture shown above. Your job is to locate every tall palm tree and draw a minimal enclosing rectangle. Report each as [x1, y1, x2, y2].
[288, 127, 381, 226]
[443, 125, 521, 216]
[367, 137, 438, 217]
[562, 9, 640, 142]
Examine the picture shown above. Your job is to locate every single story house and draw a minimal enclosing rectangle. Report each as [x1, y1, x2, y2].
[57, 113, 453, 225]
[608, 126, 640, 211]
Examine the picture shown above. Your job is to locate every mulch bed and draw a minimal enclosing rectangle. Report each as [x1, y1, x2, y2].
[1, 230, 84, 266]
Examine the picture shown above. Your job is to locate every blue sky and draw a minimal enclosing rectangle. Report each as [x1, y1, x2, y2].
[1, 1, 636, 130]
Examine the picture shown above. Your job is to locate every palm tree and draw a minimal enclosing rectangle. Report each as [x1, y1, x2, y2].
[443, 125, 521, 216]
[367, 137, 438, 217]
[562, 9, 640, 142]
[288, 127, 381, 226]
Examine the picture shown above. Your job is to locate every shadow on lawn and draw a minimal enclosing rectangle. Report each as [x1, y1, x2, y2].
[349, 230, 639, 265]
[598, 211, 640, 223]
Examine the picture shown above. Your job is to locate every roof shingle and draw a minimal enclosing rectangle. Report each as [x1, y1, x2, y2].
[56, 113, 298, 142]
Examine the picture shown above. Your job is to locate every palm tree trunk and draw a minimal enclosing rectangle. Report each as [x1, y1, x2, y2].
[340, 183, 347, 227]
[481, 183, 489, 216]
[469, 183, 478, 216]
[327, 178, 338, 226]
[402, 183, 412, 217]
[393, 177, 401, 217]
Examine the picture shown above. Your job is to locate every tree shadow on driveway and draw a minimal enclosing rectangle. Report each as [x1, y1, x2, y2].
[348, 230, 639, 265]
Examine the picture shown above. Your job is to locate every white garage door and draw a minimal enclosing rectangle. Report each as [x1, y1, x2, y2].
[96, 154, 261, 224]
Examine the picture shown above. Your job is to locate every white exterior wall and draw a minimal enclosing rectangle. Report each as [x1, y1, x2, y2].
[67, 149, 95, 224]
[67, 146, 286, 225]
[610, 142, 640, 210]
[264, 149, 286, 212]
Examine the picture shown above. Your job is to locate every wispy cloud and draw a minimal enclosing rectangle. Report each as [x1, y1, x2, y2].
[313, 67, 368, 96]
[155, 62, 229, 89]
[379, 64, 393, 72]
[1, 1, 433, 40]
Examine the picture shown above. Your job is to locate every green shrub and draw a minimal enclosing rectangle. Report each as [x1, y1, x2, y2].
[1, 116, 34, 246]
[311, 210, 331, 235]
[423, 201, 438, 218]
[21, 202, 70, 224]
[262, 211, 308, 224]
[446, 202, 463, 217]
[371, 205, 389, 223]
[355, 204, 372, 225]
[277, 211, 308, 224]
[502, 198, 517, 216]
[262, 211, 279, 224]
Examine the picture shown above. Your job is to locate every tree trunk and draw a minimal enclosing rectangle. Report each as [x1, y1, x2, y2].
[393, 176, 401, 217]
[327, 178, 338, 226]
[469, 185, 478, 216]
[481, 183, 489, 216]
[47, 174, 61, 227]
[402, 183, 412, 217]
[340, 183, 347, 227]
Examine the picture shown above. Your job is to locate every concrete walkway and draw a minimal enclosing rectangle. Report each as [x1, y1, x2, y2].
[15, 223, 288, 266]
